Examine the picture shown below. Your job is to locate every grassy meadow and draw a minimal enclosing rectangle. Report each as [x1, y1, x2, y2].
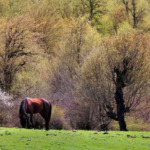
[0, 128, 150, 150]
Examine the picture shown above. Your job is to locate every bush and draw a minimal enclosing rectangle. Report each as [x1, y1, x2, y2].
[67, 99, 110, 130]
[50, 105, 71, 130]
[110, 114, 150, 131]
[0, 89, 13, 127]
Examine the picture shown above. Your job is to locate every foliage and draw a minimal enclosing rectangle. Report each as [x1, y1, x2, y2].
[50, 105, 70, 130]
[0, 15, 41, 92]
[12, 56, 50, 98]
[104, 30, 150, 130]
[27, 0, 62, 55]
[104, 30, 150, 109]
[0, 0, 149, 131]
[118, 0, 149, 29]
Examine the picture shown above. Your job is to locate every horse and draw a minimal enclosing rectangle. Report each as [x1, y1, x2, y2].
[19, 97, 52, 130]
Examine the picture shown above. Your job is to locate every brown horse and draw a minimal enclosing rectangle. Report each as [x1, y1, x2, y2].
[19, 97, 52, 130]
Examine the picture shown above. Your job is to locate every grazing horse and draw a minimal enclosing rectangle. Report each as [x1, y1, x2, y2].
[19, 97, 52, 130]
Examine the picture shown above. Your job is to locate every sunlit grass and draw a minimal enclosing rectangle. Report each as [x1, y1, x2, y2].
[0, 128, 150, 150]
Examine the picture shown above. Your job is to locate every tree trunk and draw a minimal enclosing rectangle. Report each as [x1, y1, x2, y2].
[4, 69, 12, 92]
[132, 0, 137, 28]
[89, 0, 94, 21]
[115, 85, 127, 131]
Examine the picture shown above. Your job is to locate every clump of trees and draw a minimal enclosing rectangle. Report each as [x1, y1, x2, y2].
[0, 0, 149, 131]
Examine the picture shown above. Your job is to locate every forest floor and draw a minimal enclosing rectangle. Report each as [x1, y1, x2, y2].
[0, 128, 150, 150]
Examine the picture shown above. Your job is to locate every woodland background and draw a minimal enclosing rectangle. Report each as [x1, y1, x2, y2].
[0, 0, 150, 131]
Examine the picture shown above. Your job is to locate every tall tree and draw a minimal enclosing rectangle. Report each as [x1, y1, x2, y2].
[104, 30, 150, 130]
[80, 30, 150, 131]
[0, 16, 36, 92]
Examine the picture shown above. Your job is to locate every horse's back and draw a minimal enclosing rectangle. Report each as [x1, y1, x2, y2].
[27, 98, 44, 113]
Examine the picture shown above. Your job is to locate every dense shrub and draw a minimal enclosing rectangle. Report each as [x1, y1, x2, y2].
[0, 89, 13, 126]
[50, 105, 71, 130]
[67, 99, 110, 130]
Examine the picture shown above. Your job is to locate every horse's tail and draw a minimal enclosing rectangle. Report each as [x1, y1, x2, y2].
[19, 98, 28, 128]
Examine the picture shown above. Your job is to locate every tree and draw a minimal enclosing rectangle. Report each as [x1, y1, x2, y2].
[104, 30, 150, 130]
[80, 0, 106, 21]
[0, 16, 35, 92]
[121, 0, 147, 28]
[80, 30, 150, 131]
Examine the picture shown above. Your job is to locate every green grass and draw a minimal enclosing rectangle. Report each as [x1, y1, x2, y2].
[0, 128, 150, 150]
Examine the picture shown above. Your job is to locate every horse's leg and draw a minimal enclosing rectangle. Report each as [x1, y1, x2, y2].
[40, 112, 49, 130]
[43, 101, 52, 130]
[45, 119, 50, 130]
[30, 113, 34, 128]
[26, 116, 30, 128]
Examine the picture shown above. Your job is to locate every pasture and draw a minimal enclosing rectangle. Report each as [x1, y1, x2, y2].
[0, 128, 150, 150]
